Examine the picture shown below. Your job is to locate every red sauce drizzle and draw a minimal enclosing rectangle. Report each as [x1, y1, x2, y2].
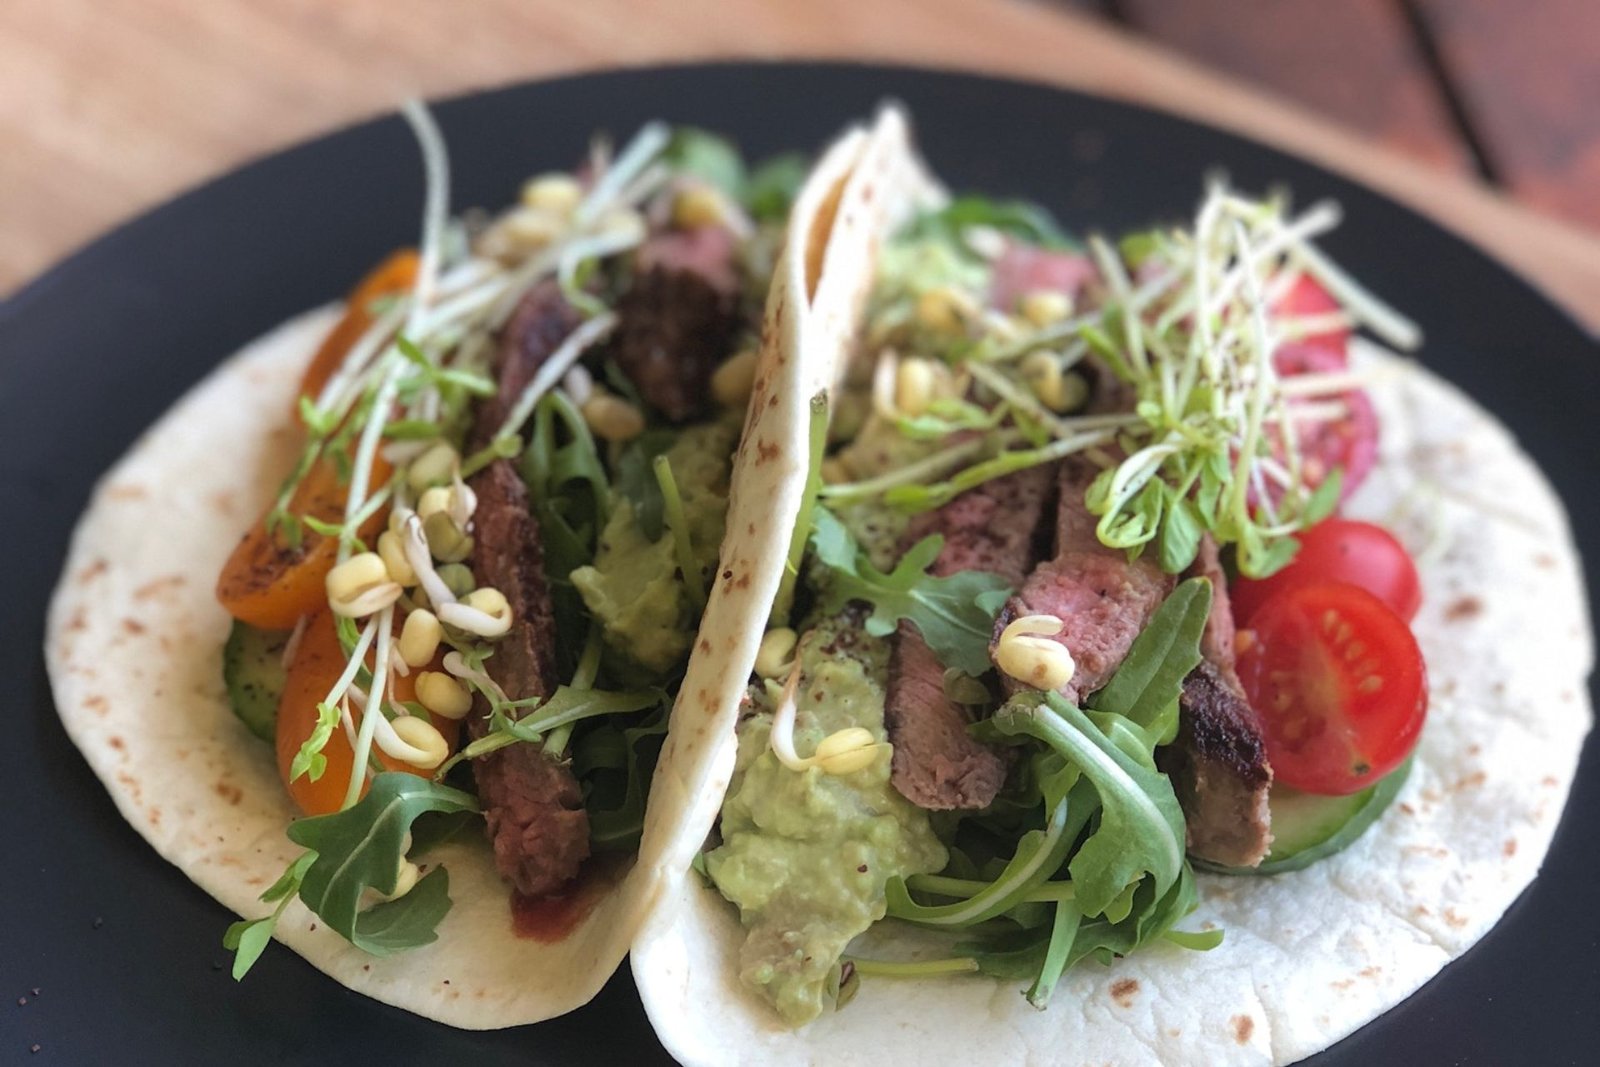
[509, 855, 626, 942]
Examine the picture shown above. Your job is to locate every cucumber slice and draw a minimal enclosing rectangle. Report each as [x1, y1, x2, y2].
[1197, 756, 1413, 876]
[223, 621, 290, 742]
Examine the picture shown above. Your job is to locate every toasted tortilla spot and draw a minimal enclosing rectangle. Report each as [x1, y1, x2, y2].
[1232, 1015, 1255, 1044]
[76, 559, 108, 583]
[133, 575, 186, 600]
[215, 782, 243, 805]
[1110, 978, 1139, 1007]
[122, 618, 146, 636]
[1444, 595, 1484, 621]
[1444, 908, 1469, 929]
[1503, 838, 1518, 857]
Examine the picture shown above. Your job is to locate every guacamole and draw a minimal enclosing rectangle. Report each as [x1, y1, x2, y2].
[706, 616, 947, 1025]
[572, 418, 737, 676]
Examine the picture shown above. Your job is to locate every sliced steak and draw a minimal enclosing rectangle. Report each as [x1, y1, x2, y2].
[1165, 532, 1274, 867]
[1159, 662, 1274, 867]
[1186, 533, 1240, 681]
[466, 282, 591, 898]
[606, 227, 742, 423]
[885, 467, 1054, 810]
[994, 458, 1173, 705]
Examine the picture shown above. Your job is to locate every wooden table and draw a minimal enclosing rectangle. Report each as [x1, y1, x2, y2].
[6, 0, 1600, 332]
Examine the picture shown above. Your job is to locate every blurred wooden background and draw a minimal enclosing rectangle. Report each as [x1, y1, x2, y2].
[1058, 0, 1600, 230]
[4, 0, 1598, 327]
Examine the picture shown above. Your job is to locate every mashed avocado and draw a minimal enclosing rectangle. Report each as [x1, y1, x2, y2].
[571, 418, 737, 677]
[706, 616, 947, 1025]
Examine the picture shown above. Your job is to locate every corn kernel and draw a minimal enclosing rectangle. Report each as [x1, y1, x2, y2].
[520, 173, 582, 215]
[755, 628, 798, 678]
[398, 609, 443, 668]
[414, 671, 473, 720]
[582, 393, 646, 443]
[711, 349, 759, 408]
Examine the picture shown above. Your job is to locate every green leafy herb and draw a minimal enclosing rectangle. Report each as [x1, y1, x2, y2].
[664, 127, 746, 197]
[285, 773, 478, 955]
[904, 196, 1074, 252]
[435, 685, 660, 775]
[574, 703, 671, 852]
[1087, 577, 1211, 734]
[289, 701, 342, 783]
[613, 429, 679, 542]
[991, 693, 1186, 917]
[771, 392, 829, 627]
[810, 507, 1011, 676]
[654, 454, 706, 613]
[744, 153, 810, 221]
[223, 852, 316, 980]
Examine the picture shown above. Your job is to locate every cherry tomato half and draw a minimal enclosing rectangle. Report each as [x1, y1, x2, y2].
[1272, 341, 1378, 502]
[1272, 271, 1349, 360]
[1238, 581, 1427, 795]
[1233, 518, 1422, 626]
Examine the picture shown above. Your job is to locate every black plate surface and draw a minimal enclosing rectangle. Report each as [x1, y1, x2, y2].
[4, 62, 1597, 1066]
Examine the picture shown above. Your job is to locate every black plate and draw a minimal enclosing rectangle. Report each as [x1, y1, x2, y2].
[4, 62, 1597, 1066]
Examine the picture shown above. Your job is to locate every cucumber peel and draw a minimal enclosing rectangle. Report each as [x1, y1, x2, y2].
[1196, 756, 1414, 876]
[223, 621, 289, 742]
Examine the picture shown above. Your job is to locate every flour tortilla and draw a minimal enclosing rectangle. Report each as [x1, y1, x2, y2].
[629, 119, 1595, 1064]
[43, 111, 938, 1029]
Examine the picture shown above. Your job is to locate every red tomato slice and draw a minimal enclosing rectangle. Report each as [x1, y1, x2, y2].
[1271, 341, 1378, 502]
[1238, 581, 1427, 795]
[1233, 518, 1422, 625]
[1272, 271, 1349, 360]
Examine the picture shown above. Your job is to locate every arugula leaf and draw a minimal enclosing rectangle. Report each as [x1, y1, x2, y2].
[575, 704, 670, 852]
[1087, 577, 1211, 731]
[810, 507, 1011, 676]
[990, 693, 1186, 918]
[341, 867, 453, 955]
[286, 773, 478, 955]
[613, 429, 678, 542]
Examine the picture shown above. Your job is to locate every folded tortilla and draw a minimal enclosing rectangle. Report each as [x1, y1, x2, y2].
[41, 111, 920, 1026]
[628, 110, 1595, 1065]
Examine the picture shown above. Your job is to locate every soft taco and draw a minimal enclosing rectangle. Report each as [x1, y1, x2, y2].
[630, 107, 1594, 1063]
[43, 105, 862, 1027]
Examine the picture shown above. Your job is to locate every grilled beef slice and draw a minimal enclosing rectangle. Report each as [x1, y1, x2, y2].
[884, 466, 1054, 810]
[1159, 661, 1274, 867]
[994, 458, 1174, 705]
[605, 227, 742, 423]
[466, 281, 591, 898]
[1158, 533, 1274, 867]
